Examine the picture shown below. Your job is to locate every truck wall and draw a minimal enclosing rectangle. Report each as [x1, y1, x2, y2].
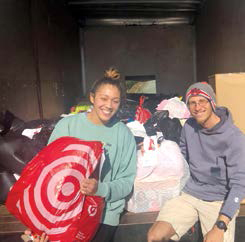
[196, 0, 245, 82]
[3, 0, 245, 121]
[83, 25, 196, 98]
[0, 0, 82, 121]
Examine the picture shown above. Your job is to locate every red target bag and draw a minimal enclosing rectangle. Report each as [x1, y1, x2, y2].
[6, 136, 105, 242]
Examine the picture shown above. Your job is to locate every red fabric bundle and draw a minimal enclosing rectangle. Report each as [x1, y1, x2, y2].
[6, 136, 104, 242]
[135, 96, 152, 124]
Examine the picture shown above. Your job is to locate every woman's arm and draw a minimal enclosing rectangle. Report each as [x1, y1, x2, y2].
[95, 129, 137, 202]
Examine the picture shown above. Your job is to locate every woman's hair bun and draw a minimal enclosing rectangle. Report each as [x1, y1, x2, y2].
[104, 67, 120, 80]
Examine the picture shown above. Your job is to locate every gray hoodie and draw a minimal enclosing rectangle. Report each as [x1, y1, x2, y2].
[180, 107, 245, 219]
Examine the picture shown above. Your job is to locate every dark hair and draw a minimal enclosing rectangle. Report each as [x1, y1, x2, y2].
[90, 68, 126, 101]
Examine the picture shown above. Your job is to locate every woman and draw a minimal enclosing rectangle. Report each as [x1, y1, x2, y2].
[47, 68, 137, 241]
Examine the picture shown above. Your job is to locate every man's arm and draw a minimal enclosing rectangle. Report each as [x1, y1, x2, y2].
[219, 133, 245, 218]
[204, 133, 245, 242]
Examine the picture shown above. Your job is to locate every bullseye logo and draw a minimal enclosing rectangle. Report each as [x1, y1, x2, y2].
[87, 198, 98, 216]
[6, 137, 103, 241]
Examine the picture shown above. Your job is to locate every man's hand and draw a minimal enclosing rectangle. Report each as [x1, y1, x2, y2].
[203, 226, 224, 242]
[80, 178, 98, 195]
[204, 214, 230, 242]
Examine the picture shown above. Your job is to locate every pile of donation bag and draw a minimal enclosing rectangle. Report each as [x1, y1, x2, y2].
[124, 96, 190, 212]
[0, 95, 190, 224]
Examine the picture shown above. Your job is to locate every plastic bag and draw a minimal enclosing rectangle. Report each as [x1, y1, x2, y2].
[0, 119, 60, 175]
[6, 136, 105, 242]
[158, 117, 182, 144]
[156, 97, 190, 119]
[0, 167, 16, 204]
[135, 96, 152, 124]
[136, 138, 185, 182]
[135, 136, 158, 180]
[126, 136, 189, 213]
[0, 110, 25, 135]
[143, 110, 169, 136]
[116, 98, 138, 122]
[0, 110, 60, 137]
[0, 134, 39, 174]
[126, 178, 180, 213]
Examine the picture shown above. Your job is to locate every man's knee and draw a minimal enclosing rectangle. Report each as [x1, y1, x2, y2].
[147, 221, 175, 242]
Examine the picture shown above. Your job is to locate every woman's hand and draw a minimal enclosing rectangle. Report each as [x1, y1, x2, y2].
[34, 233, 49, 242]
[21, 229, 33, 242]
[80, 178, 98, 195]
[21, 230, 49, 242]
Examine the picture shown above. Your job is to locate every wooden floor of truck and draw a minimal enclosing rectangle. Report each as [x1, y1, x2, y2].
[1, 204, 245, 241]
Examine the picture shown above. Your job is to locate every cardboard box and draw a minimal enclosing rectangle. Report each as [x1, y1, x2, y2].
[209, 73, 245, 204]
[209, 73, 245, 134]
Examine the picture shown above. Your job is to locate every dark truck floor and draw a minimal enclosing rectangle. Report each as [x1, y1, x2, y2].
[1, 205, 245, 242]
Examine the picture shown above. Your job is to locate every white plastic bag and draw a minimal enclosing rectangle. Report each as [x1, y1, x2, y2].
[127, 136, 190, 213]
[156, 97, 190, 119]
[136, 138, 186, 182]
[136, 136, 158, 180]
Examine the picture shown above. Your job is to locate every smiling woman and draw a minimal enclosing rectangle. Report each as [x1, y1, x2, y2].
[88, 69, 122, 125]
[45, 67, 137, 242]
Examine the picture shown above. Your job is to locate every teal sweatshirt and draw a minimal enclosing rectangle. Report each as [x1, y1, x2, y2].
[48, 113, 137, 226]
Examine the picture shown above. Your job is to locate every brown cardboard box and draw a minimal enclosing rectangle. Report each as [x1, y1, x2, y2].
[209, 73, 245, 204]
[209, 73, 245, 134]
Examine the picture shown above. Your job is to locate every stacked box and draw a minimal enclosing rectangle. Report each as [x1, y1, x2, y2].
[209, 73, 245, 133]
[209, 73, 245, 204]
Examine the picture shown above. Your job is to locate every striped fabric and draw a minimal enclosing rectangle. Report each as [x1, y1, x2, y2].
[186, 88, 216, 110]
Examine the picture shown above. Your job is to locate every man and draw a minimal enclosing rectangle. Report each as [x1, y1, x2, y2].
[147, 82, 245, 242]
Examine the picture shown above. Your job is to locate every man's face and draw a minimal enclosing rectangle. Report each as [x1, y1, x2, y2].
[188, 96, 214, 127]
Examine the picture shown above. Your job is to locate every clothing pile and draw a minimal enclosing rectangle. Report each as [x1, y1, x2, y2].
[0, 110, 60, 204]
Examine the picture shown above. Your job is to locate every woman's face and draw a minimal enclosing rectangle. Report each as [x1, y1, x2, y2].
[88, 84, 121, 125]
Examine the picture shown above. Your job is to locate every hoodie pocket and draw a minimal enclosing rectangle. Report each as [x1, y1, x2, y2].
[210, 156, 227, 181]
